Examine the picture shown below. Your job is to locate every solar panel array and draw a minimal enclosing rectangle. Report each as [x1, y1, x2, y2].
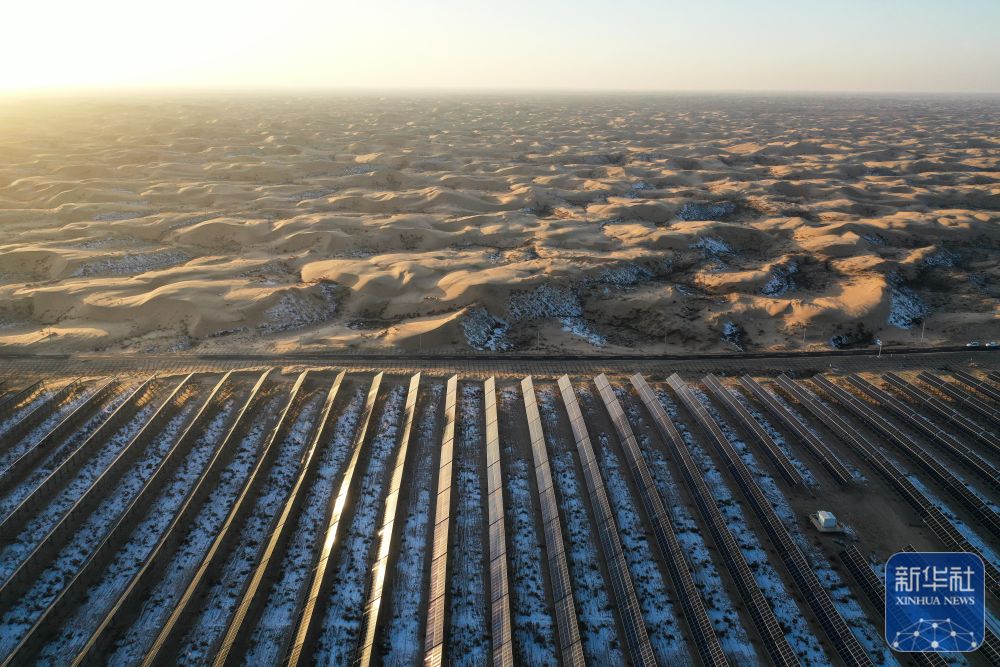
[520, 376, 586, 667]
[354, 373, 421, 667]
[0, 377, 119, 498]
[777, 375, 924, 506]
[629, 373, 800, 667]
[702, 374, 804, 487]
[0, 373, 191, 622]
[837, 545, 948, 667]
[593, 374, 729, 667]
[423, 375, 458, 667]
[845, 374, 999, 488]
[883, 372, 1000, 455]
[73, 370, 273, 666]
[483, 378, 514, 667]
[145, 371, 312, 666]
[921, 506, 1000, 599]
[557, 375, 656, 667]
[216, 371, 347, 665]
[0, 378, 82, 452]
[1, 372, 215, 665]
[286, 372, 384, 667]
[668, 374, 873, 667]
[0, 368, 997, 666]
[0, 380, 43, 422]
[918, 371, 1000, 424]
[738, 375, 853, 485]
[812, 374, 1000, 540]
[775, 375, 1000, 600]
[952, 370, 1000, 404]
[0, 377, 154, 546]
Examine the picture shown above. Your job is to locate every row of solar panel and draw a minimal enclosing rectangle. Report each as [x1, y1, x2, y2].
[845, 375, 1000, 491]
[737, 375, 854, 485]
[556, 376, 657, 667]
[483, 378, 514, 667]
[593, 373, 729, 667]
[424, 375, 459, 667]
[812, 374, 1000, 541]
[519, 376, 586, 666]
[884, 373, 1000, 455]
[668, 374, 873, 667]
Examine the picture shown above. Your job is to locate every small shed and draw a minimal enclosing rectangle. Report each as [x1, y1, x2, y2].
[810, 510, 842, 532]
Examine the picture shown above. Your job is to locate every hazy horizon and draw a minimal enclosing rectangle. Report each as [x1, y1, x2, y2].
[5, 0, 999, 95]
[5, 88, 1000, 102]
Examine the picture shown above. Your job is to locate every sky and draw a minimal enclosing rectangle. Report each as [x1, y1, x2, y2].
[3, 0, 999, 94]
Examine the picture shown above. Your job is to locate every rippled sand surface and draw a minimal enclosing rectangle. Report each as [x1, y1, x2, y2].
[0, 94, 997, 353]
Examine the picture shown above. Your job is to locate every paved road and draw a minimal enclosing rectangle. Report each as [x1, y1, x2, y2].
[1, 347, 997, 379]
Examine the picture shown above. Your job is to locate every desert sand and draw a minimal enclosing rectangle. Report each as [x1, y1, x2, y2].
[0, 93, 996, 354]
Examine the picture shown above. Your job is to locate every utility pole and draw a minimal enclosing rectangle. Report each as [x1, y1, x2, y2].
[920, 320, 926, 342]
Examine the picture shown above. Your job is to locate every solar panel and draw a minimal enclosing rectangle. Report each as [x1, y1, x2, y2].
[778, 375, 950, 513]
[68, 369, 273, 665]
[846, 375, 999, 488]
[951, 370, 1000, 404]
[918, 372, 1000, 424]
[423, 375, 459, 665]
[138, 371, 309, 667]
[702, 374, 803, 487]
[354, 373, 422, 667]
[629, 373, 799, 667]
[0, 377, 82, 453]
[739, 375, 853, 485]
[0, 379, 43, 422]
[557, 375, 656, 667]
[668, 374, 874, 667]
[838, 546, 883, 607]
[774, 375, 1000, 613]
[812, 375, 1000, 540]
[520, 376, 585, 667]
[838, 545, 953, 667]
[593, 374, 729, 667]
[884, 373, 1000, 455]
[922, 507, 1000, 599]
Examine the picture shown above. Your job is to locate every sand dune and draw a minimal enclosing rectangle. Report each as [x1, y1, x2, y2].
[0, 94, 996, 353]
